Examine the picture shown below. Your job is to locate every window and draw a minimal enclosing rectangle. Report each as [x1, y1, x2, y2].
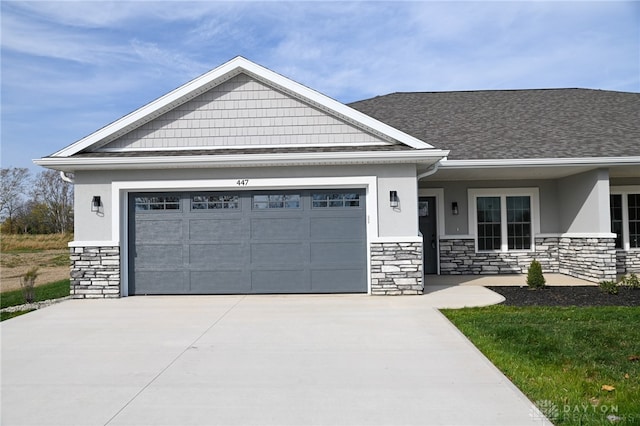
[135, 195, 180, 211]
[629, 194, 640, 249]
[506, 196, 531, 250]
[192, 194, 239, 210]
[312, 193, 361, 208]
[610, 188, 640, 250]
[470, 188, 538, 252]
[477, 197, 501, 251]
[253, 194, 300, 209]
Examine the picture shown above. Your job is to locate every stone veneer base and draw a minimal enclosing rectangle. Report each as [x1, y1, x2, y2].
[370, 242, 423, 295]
[439, 236, 616, 283]
[70, 245, 120, 298]
[616, 250, 640, 275]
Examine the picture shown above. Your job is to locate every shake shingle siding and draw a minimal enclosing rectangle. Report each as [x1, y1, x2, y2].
[349, 89, 640, 160]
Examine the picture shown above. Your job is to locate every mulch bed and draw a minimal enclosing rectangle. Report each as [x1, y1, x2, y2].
[487, 286, 640, 307]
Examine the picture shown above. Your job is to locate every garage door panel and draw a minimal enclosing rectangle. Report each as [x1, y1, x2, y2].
[134, 271, 186, 294]
[136, 244, 183, 267]
[311, 269, 366, 292]
[190, 244, 243, 266]
[310, 217, 364, 240]
[251, 218, 305, 240]
[189, 219, 242, 241]
[251, 243, 304, 265]
[310, 242, 365, 264]
[251, 270, 310, 293]
[135, 220, 183, 242]
[190, 271, 248, 294]
[130, 190, 366, 295]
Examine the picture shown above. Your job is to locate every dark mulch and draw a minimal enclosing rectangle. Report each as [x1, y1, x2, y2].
[487, 286, 640, 307]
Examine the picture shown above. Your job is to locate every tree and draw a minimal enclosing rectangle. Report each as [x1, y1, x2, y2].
[30, 169, 74, 234]
[0, 167, 30, 233]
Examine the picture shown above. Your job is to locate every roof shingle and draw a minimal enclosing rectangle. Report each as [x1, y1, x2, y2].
[348, 89, 640, 160]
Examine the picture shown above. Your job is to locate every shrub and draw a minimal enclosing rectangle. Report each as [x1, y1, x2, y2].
[599, 280, 618, 295]
[619, 272, 640, 290]
[526, 259, 546, 289]
[20, 267, 39, 303]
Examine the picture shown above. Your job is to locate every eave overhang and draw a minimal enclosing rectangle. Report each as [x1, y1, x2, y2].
[34, 149, 450, 172]
[429, 156, 640, 181]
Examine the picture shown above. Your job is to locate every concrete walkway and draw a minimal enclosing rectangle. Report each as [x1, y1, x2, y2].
[1, 295, 551, 426]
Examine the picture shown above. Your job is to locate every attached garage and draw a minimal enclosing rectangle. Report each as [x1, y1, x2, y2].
[129, 190, 367, 294]
[36, 57, 447, 298]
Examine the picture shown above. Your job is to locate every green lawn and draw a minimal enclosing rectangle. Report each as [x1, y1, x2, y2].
[442, 306, 640, 425]
[0, 309, 35, 321]
[0, 279, 70, 310]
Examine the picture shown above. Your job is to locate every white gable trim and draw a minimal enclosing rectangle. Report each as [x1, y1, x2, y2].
[52, 57, 433, 157]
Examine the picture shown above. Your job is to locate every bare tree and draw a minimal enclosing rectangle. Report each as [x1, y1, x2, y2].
[31, 169, 74, 234]
[0, 167, 30, 233]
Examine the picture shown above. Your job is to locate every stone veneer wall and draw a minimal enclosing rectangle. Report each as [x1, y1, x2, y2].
[616, 250, 640, 274]
[439, 237, 560, 275]
[70, 246, 120, 298]
[558, 237, 616, 282]
[439, 236, 617, 282]
[370, 242, 423, 295]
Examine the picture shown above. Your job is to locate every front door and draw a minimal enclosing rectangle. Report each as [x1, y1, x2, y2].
[418, 197, 438, 274]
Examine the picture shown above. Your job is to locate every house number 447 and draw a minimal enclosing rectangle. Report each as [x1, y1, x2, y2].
[236, 179, 249, 186]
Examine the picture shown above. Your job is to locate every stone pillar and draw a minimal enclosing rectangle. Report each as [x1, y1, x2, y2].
[70, 245, 121, 298]
[558, 237, 616, 282]
[370, 241, 423, 295]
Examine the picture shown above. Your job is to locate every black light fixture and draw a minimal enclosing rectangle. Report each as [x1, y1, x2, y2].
[91, 196, 101, 212]
[390, 191, 399, 208]
[452, 201, 459, 215]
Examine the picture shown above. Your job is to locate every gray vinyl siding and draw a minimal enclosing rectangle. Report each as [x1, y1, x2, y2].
[100, 73, 388, 150]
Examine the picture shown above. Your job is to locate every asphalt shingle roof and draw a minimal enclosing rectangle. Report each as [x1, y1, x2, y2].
[348, 88, 640, 160]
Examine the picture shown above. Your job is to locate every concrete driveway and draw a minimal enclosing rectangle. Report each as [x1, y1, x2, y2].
[1, 295, 550, 426]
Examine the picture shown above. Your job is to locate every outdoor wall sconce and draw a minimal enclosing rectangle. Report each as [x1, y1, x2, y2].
[91, 196, 101, 212]
[390, 191, 399, 208]
[452, 202, 459, 215]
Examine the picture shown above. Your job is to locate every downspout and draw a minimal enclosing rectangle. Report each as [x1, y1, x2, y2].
[60, 171, 75, 184]
[417, 162, 440, 180]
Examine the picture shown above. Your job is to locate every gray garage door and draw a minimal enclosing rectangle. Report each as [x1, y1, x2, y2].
[128, 190, 367, 294]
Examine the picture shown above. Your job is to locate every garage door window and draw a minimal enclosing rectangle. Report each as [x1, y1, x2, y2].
[253, 194, 301, 209]
[192, 194, 239, 210]
[135, 195, 180, 211]
[312, 193, 361, 208]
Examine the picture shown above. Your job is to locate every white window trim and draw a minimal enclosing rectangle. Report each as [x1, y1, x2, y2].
[468, 188, 540, 253]
[611, 185, 640, 251]
[112, 176, 378, 297]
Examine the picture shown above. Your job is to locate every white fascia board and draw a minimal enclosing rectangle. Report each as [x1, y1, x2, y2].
[439, 157, 640, 169]
[51, 57, 432, 157]
[34, 149, 450, 171]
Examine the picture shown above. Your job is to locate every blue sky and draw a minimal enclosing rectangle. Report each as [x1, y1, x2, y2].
[2, 1, 639, 172]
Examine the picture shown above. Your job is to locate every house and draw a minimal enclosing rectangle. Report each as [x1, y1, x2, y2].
[34, 57, 640, 298]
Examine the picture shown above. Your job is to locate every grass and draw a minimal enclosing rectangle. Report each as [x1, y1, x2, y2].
[1, 233, 73, 253]
[442, 306, 640, 425]
[0, 279, 70, 309]
[1, 309, 35, 321]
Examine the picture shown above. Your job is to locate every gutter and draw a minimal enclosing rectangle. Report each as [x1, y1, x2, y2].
[34, 149, 450, 172]
[439, 156, 640, 169]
